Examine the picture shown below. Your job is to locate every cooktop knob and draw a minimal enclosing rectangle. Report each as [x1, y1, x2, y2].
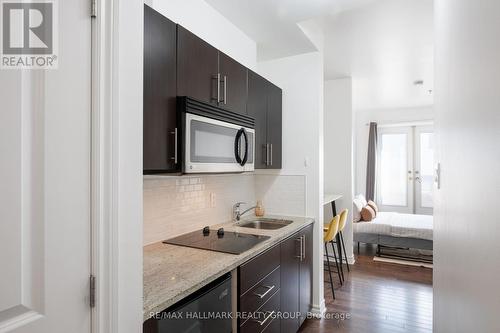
[202, 226, 210, 235]
[217, 228, 224, 236]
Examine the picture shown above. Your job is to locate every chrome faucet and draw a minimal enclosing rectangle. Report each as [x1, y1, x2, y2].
[233, 202, 256, 222]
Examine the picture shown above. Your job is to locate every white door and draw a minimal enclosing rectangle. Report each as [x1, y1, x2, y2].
[377, 126, 414, 213]
[0, 0, 92, 332]
[377, 125, 434, 214]
[414, 126, 434, 215]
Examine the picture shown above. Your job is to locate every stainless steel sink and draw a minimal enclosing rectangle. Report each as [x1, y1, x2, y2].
[238, 218, 293, 230]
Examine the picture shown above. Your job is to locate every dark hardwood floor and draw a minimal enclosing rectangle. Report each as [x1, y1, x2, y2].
[299, 244, 433, 333]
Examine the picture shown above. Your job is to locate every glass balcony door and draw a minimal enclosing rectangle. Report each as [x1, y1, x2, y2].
[377, 125, 434, 215]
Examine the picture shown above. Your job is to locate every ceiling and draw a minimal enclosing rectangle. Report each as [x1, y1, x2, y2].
[206, 0, 434, 110]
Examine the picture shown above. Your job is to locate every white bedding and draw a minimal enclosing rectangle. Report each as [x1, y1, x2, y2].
[353, 212, 433, 241]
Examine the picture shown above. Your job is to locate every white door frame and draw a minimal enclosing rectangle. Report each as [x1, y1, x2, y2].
[91, 1, 143, 332]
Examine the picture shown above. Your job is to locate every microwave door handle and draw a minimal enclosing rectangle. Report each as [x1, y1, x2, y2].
[241, 129, 248, 166]
[234, 128, 243, 165]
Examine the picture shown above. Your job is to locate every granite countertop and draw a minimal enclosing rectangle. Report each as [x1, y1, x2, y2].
[143, 215, 315, 321]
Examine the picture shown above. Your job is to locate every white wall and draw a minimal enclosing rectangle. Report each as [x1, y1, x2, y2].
[354, 106, 434, 196]
[257, 51, 325, 314]
[434, 0, 500, 331]
[324, 78, 354, 263]
[149, 0, 257, 70]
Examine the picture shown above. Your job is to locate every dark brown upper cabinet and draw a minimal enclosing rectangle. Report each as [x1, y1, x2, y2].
[143, 9, 282, 173]
[177, 25, 219, 106]
[143, 5, 179, 173]
[267, 83, 283, 169]
[177, 27, 248, 115]
[218, 52, 248, 115]
[247, 70, 283, 169]
[247, 71, 268, 169]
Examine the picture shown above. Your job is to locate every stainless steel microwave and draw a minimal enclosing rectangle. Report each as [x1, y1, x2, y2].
[180, 98, 255, 174]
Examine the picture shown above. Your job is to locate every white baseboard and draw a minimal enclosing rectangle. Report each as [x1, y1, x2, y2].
[310, 298, 326, 316]
[324, 256, 355, 265]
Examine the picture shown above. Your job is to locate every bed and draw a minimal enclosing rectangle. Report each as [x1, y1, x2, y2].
[353, 211, 433, 251]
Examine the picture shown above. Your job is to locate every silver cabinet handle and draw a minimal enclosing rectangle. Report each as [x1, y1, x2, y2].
[212, 73, 221, 103]
[254, 311, 275, 326]
[295, 237, 302, 259]
[267, 143, 271, 166]
[223, 75, 227, 105]
[170, 128, 178, 164]
[253, 285, 275, 299]
[302, 235, 305, 260]
[270, 143, 273, 166]
[264, 143, 269, 166]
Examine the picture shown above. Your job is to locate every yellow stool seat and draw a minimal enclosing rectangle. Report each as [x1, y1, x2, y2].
[324, 215, 340, 243]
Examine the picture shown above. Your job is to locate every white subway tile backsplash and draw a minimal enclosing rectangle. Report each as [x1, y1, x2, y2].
[254, 174, 306, 216]
[143, 173, 306, 245]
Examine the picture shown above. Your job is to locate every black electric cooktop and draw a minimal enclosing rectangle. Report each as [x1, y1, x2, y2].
[163, 227, 270, 255]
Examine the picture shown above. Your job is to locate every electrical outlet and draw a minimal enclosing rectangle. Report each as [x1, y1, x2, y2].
[210, 192, 216, 207]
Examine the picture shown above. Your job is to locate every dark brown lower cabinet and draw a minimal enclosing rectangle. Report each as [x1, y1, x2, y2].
[280, 224, 313, 332]
[239, 224, 313, 333]
[298, 225, 313, 325]
[280, 233, 301, 332]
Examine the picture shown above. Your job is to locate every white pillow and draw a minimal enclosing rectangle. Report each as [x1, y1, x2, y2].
[352, 198, 364, 222]
[355, 194, 368, 207]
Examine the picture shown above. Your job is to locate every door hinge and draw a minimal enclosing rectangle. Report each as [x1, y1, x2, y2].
[91, 0, 97, 18]
[90, 275, 96, 308]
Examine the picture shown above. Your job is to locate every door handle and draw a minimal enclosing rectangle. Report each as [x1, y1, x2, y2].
[170, 128, 178, 164]
[415, 176, 422, 183]
[435, 163, 441, 189]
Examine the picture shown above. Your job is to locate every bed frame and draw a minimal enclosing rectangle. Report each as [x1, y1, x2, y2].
[354, 232, 433, 263]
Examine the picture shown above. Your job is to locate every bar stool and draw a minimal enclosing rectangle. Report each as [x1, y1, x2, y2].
[338, 209, 350, 280]
[324, 215, 343, 299]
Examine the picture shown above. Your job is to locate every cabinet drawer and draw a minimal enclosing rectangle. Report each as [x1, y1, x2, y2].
[240, 289, 280, 333]
[239, 245, 280, 294]
[240, 266, 280, 314]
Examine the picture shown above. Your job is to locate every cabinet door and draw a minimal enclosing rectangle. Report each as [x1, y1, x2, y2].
[177, 25, 219, 105]
[280, 233, 301, 333]
[267, 83, 282, 169]
[143, 5, 179, 173]
[219, 52, 248, 115]
[299, 225, 314, 325]
[247, 71, 269, 169]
